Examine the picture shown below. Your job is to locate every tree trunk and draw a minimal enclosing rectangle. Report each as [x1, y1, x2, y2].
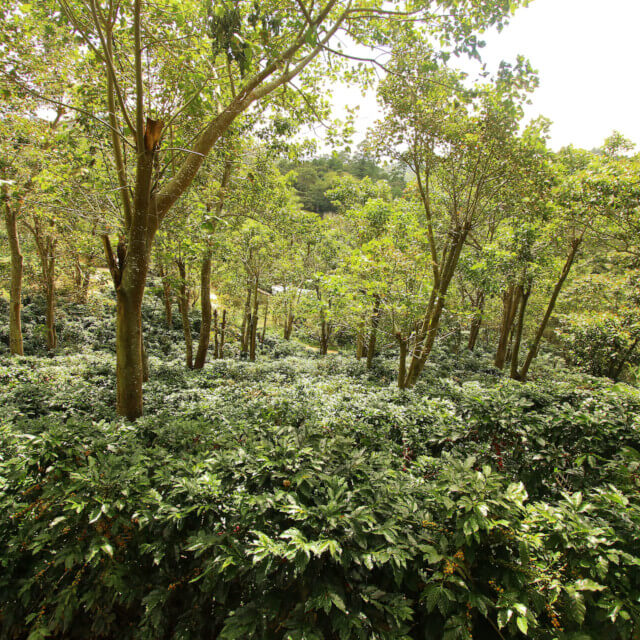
[45, 261, 57, 351]
[404, 229, 468, 387]
[4, 203, 24, 355]
[356, 321, 365, 360]
[495, 285, 522, 369]
[240, 284, 252, 355]
[260, 296, 269, 344]
[212, 309, 219, 359]
[115, 248, 149, 418]
[249, 276, 259, 361]
[509, 285, 530, 380]
[319, 318, 329, 356]
[219, 309, 226, 358]
[177, 260, 193, 369]
[194, 249, 212, 369]
[73, 255, 91, 304]
[158, 261, 173, 328]
[366, 297, 381, 370]
[283, 302, 294, 340]
[467, 292, 485, 351]
[516, 237, 583, 381]
[396, 333, 407, 389]
[249, 313, 259, 361]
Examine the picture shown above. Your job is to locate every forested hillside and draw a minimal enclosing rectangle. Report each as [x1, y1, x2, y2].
[1, 0, 639, 638]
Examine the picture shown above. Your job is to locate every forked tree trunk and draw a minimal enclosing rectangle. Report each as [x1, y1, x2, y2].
[495, 285, 522, 370]
[515, 237, 583, 382]
[194, 249, 212, 369]
[404, 228, 469, 388]
[4, 201, 24, 356]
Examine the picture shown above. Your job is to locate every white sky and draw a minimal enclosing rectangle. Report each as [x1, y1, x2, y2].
[328, 0, 640, 152]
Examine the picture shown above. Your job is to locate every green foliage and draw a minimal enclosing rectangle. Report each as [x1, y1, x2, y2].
[1, 304, 639, 639]
[559, 312, 640, 380]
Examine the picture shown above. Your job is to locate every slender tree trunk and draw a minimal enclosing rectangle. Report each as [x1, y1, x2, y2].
[73, 255, 91, 304]
[396, 333, 407, 389]
[212, 309, 219, 359]
[219, 309, 226, 358]
[495, 285, 522, 369]
[319, 317, 329, 355]
[44, 257, 57, 351]
[283, 302, 295, 340]
[509, 285, 531, 380]
[240, 284, 252, 354]
[467, 292, 485, 351]
[194, 249, 212, 369]
[366, 297, 381, 369]
[249, 276, 259, 361]
[4, 203, 24, 355]
[260, 296, 269, 344]
[404, 230, 468, 387]
[356, 321, 365, 360]
[517, 238, 583, 381]
[158, 261, 173, 328]
[177, 260, 193, 369]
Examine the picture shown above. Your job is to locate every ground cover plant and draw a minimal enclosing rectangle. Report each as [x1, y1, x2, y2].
[1, 300, 639, 640]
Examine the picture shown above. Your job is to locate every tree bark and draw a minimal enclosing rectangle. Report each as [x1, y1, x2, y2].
[158, 261, 173, 328]
[212, 308, 219, 359]
[3, 199, 24, 355]
[509, 285, 530, 380]
[356, 321, 365, 360]
[467, 292, 485, 351]
[396, 333, 407, 389]
[44, 258, 57, 351]
[240, 283, 252, 355]
[177, 260, 193, 369]
[366, 296, 381, 370]
[404, 228, 469, 387]
[193, 249, 212, 369]
[283, 301, 294, 340]
[249, 276, 259, 361]
[516, 237, 583, 381]
[73, 254, 91, 304]
[260, 296, 269, 344]
[495, 285, 521, 369]
[219, 309, 226, 358]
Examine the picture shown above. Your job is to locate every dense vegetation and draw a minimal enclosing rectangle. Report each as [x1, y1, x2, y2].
[2, 0, 640, 638]
[0, 299, 639, 639]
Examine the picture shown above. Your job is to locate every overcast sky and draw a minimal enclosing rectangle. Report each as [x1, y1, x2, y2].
[329, 0, 640, 152]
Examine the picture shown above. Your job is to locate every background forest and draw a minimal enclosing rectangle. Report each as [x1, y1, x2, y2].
[1, 0, 640, 639]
